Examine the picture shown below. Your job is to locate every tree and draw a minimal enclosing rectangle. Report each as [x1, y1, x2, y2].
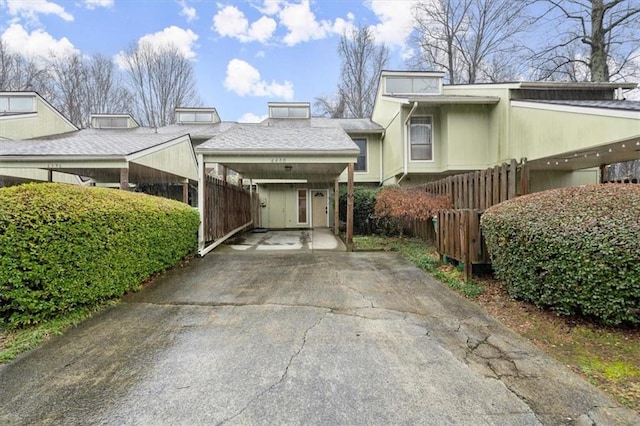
[409, 0, 532, 84]
[531, 0, 640, 82]
[119, 42, 201, 127]
[315, 25, 389, 118]
[85, 54, 134, 119]
[0, 39, 52, 95]
[48, 53, 133, 128]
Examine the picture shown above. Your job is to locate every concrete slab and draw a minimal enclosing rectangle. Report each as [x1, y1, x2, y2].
[0, 252, 637, 425]
[224, 228, 345, 252]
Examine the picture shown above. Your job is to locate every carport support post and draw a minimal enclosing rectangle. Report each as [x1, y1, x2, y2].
[334, 179, 339, 236]
[119, 167, 129, 190]
[346, 163, 354, 251]
[197, 154, 205, 255]
[47, 170, 53, 182]
[599, 164, 607, 183]
[182, 179, 189, 204]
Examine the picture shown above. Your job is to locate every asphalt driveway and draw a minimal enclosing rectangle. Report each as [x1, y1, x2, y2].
[0, 250, 637, 425]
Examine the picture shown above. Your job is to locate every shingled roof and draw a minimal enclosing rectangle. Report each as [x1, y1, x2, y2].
[196, 123, 359, 153]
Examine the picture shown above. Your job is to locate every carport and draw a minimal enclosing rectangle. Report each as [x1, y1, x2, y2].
[195, 123, 360, 256]
[0, 128, 199, 201]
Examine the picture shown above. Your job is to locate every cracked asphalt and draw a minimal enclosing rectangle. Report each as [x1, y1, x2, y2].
[1, 251, 638, 425]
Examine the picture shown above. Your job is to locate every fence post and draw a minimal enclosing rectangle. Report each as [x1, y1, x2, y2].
[520, 158, 530, 195]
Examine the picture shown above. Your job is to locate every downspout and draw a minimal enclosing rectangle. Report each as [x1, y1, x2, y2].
[397, 101, 418, 185]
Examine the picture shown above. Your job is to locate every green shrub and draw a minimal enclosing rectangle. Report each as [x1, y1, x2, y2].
[339, 185, 383, 235]
[0, 183, 200, 328]
[481, 184, 640, 326]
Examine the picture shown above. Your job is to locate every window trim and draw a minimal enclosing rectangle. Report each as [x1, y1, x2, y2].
[297, 189, 308, 225]
[352, 137, 368, 173]
[409, 115, 434, 162]
[0, 95, 36, 113]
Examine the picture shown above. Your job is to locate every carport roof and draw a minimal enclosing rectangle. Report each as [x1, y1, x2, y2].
[195, 123, 360, 154]
[0, 128, 185, 157]
[0, 127, 199, 183]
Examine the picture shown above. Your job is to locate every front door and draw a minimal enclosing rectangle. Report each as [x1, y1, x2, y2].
[268, 191, 286, 228]
[311, 190, 328, 228]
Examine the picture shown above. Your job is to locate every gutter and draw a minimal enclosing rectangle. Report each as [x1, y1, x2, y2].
[397, 101, 418, 185]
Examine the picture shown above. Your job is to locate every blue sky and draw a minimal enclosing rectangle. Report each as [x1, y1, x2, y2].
[0, 0, 417, 122]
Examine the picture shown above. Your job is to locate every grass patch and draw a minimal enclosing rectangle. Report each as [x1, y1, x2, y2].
[0, 301, 118, 363]
[353, 235, 482, 298]
[355, 235, 639, 410]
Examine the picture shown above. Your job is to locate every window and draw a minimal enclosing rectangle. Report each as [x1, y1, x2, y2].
[177, 112, 213, 123]
[269, 105, 310, 119]
[410, 116, 433, 161]
[353, 138, 367, 172]
[93, 116, 128, 128]
[385, 76, 440, 95]
[298, 189, 307, 223]
[0, 95, 35, 113]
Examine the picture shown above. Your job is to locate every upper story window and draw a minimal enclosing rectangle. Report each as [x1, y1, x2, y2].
[384, 76, 441, 95]
[353, 138, 367, 172]
[175, 107, 220, 124]
[0, 95, 35, 113]
[409, 116, 433, 161]
[91, 114, 136, 129]
[268, 102, 310, 119]
[93, 116, 128, 128]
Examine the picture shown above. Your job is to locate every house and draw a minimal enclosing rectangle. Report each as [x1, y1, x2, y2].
[1, 72, 639, 254]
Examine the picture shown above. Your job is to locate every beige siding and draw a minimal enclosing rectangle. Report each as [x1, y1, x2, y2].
[530, 169, 600, 192]
[339, 134, 383, 183]
[0, 96, 77, 140]
[257, 183, 336, 229]
[443, 105, 492, 169]
[509, 104, 640, 161]
[372, 98, 404, 183]
[131, 137, 198, 181]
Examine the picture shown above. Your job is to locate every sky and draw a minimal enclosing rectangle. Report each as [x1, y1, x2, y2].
[0, 0, 419, 122]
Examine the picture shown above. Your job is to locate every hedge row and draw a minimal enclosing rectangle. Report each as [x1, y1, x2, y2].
[0, 183, 200, 327]
[481, 184, 640, 326]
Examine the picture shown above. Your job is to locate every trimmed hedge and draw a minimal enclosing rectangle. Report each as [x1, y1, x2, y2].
[0, 183, 200, 327]
[481, 184, 640, 326]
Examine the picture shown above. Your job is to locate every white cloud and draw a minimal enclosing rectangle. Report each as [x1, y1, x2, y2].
[213, 5, 276, 43]
[278, 0, 353, 46]
[2, 0, 74, 22]
[137, 26, 199, 59]
[178, 0, 197, 22]
[366, 0, 414, 50]
[0, 23, 78, 60]
[84, 0, 114, 9]
[255, 50, 266, 58]
[237, 112, 268, 123]
[257, 0, 286, 16]
[224, 58, 294, 100]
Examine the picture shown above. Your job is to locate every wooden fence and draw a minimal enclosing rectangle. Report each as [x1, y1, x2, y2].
[424, 158, 528, 210]
[203, 175, 256, 243]
[424, 159, 529, 281]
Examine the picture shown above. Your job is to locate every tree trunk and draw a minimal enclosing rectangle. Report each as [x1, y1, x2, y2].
[590, 0, 609, 82]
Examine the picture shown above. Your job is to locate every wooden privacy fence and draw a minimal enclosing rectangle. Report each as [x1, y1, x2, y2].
[203, 175, 255, 242]
[425, 159, 529, 281]
[424, 158, 528, 210]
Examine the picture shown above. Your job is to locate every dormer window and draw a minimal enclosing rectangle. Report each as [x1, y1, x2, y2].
[176, 107, 220, 124]
[0, 95, 35, 113]
[91, 114, 138, 129]
[268, 102, 310, 119]
[383, 73, 442, 95]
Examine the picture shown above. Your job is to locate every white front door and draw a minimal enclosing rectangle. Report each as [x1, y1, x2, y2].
[311, 190, 328, 228]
